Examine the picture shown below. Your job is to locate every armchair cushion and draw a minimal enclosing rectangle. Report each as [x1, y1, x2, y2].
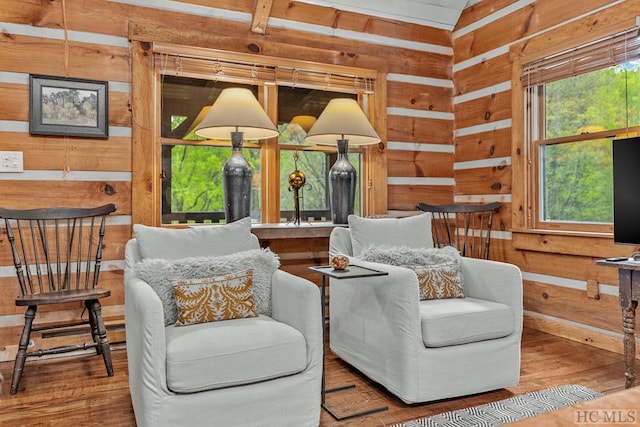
[134, 248, 279, 325]
[419, 297, 514, 347]
[172, 270, 259, 326]
[133, 217, 256, 260]
[347, 213, 433, 257]
[165, 316, 307, 393]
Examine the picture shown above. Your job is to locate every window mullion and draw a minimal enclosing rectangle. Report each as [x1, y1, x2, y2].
[263, 85, 280, 223]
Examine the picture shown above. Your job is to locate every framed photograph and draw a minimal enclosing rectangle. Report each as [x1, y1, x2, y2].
[29, 75, 109, 138]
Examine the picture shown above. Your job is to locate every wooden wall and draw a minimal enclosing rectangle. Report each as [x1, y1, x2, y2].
[0, 0, 452, 361]
[1, 0, 635, 365]
[454, 0, 640, 358]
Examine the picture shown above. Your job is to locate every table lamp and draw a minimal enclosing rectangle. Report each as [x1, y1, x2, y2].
[304, 98, 380, 224]
[195, 87, 278, 222]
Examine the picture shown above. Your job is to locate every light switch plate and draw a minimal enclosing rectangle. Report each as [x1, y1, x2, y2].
[0, 151, 24, 172]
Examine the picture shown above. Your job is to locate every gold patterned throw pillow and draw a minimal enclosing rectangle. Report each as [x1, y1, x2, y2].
[406, 263, 464, 300]
[171, 269, 258, 326]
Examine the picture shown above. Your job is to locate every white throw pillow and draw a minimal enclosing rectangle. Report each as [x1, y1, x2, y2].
[348, 213, 433, 258]
[134, 248, 279, 325]
[133, 217, 257, 260]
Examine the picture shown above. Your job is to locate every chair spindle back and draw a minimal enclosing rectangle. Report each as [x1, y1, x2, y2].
[416, 202, 501, 259]
[0, 204, 116, 297]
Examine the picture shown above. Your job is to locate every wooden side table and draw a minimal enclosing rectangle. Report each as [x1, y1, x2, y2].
[596, 258, 640, 388]
[309, 264, 389, 421]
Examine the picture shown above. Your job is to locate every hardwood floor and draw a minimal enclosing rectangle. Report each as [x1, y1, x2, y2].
[0, 328, 627, 426]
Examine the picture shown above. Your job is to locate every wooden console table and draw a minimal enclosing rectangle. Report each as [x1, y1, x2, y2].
[596, 258, 640, 388]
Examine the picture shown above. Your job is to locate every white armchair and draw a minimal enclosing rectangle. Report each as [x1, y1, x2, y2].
[124, 218, 322, 426]
[328, 214, 523, 404]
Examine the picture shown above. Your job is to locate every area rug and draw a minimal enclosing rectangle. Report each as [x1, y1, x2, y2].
[393, 384, 603, 427]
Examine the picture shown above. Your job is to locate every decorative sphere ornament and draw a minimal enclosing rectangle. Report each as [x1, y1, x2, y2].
[288, 169, 306, 190]
[330, 255, 349, 270]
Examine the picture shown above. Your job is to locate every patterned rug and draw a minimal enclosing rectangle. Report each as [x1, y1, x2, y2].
[393, 384, 603, 427]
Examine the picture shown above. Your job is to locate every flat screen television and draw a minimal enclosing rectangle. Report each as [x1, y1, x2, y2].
[613, 136, 640, 245]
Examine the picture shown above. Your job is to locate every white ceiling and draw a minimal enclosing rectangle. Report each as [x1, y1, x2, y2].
[292, 0, 481, 31]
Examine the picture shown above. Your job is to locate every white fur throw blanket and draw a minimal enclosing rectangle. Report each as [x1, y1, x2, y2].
[361, 245, 461, 267]
[361, 245, 464, 290]
[134, 248, 280, 326]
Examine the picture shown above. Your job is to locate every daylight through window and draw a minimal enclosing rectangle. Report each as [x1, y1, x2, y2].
[521, 28, 640, 232]
[155, 46, 378, 225]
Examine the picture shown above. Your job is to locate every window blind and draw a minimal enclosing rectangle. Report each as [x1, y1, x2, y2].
[153, 43, 375, 94]
[522, 28, 640, 86]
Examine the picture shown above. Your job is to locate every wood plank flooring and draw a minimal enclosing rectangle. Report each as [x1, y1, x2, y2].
[0, 328, 628, 426]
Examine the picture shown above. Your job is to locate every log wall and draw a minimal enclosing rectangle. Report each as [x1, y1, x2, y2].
[0, 0, 452, 361]
[0, 0, 636, 364]
[454, 0, 640, 358]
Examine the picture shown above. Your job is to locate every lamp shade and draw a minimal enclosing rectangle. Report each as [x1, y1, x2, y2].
[182, 105, 211, 140]
[289, 115, 316, 133]
[304, 98, 380, 146]
[195, 88, 279, 140]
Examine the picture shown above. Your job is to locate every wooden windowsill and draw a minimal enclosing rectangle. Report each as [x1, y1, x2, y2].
[510, 229, 632, 259]
[250, 210, 422, 239]
[251, 222, 345, 239]
[511, 228, 611, 239]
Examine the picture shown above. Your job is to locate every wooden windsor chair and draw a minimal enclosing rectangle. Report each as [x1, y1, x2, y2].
[416, 202, 501, 260]
[0, 204, 116, 394]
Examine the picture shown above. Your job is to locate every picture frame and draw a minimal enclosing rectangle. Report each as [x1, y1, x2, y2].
[29, 75, 109, 138]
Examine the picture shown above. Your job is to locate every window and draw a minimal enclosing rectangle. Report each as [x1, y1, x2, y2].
[520, 29, 640, 233]
[277, 87, 359, 222]
[153, 44, 380, 225]
[161, 78, 261, 223]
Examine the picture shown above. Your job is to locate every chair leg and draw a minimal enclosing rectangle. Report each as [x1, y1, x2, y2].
[87, 299, 114, 377]
[85, 300, 102, 355]
[11, 305, 37, 395]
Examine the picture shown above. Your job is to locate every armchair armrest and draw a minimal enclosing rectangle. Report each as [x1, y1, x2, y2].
[461, 258, 523, 309]
[124, 275, 171, 397]
[461, 257, 523, 334]
[330, 258, 424, 352]
[271, 269, 323, 366]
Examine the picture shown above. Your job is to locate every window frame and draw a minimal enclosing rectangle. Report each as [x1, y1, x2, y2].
[512, 27, 640, 237]
[130, 39, 387, 227]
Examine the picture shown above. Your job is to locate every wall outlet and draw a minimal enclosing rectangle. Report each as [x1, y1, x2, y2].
[0, 151, 23, 172]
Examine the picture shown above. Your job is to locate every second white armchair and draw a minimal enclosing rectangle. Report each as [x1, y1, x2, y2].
[328, 214, 523, 404]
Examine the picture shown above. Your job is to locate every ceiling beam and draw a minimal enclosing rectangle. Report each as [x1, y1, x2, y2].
[251, 0, 274, 35]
